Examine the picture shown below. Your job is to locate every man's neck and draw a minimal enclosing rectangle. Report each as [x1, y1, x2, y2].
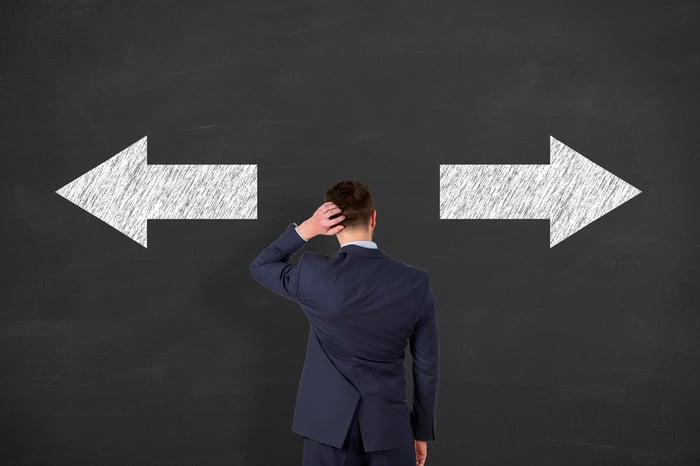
[337, 232, 373, 246]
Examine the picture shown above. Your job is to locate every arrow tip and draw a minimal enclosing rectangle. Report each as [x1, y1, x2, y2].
[549, 137, 642, 247]
[55, 136, 150, 248]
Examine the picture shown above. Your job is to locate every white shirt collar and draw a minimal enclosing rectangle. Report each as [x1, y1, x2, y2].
[340, 240, 378, 249]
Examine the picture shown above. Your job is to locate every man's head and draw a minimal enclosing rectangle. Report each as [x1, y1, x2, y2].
[324, 180, 376, 242]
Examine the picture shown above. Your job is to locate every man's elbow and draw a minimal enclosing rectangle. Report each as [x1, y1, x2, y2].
[413, 362, 439, 384]
[249, 261, 262, 282]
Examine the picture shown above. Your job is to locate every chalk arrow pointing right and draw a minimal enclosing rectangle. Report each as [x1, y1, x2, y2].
[440, 136, 642, 247]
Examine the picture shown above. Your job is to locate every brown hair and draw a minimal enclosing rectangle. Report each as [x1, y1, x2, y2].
[323, 180, 374, 230]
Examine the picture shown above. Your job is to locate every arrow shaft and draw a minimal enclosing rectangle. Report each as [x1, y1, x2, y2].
[440, 164, 555, 219]
[145, 164, 257, 219]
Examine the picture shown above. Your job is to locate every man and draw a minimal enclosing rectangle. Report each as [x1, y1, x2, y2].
[249, 180, 439, 466]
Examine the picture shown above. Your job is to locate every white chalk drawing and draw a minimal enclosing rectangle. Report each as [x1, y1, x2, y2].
[57, 134, 640, 249]
[440, 136, 642, 247]
[55, 136, 257, 247]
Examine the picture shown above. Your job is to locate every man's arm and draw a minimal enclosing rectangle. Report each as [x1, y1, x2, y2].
[248, 202, 346, 301]
[293, 222, 309, 242]
[248, 222, 308, 301]
[409, 274, 440, 441]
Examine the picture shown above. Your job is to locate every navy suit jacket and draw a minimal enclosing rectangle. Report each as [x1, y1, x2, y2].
[249, 222, 439, 452]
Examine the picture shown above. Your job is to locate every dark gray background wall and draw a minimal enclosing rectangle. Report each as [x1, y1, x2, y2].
[1, 1, 698, 465]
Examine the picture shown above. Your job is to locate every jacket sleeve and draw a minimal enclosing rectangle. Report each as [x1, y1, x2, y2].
[409, 273, 440, 441]
[248, 222, 308, 302]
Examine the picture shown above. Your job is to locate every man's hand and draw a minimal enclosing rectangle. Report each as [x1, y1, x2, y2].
[297, 202, 345, 240]
[414, 439, 427, 465]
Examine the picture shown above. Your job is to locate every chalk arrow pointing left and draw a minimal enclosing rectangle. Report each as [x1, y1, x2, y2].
[55, 136, 257, 247]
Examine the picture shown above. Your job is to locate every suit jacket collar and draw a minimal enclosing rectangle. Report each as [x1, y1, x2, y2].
[337, 244, 388, 258]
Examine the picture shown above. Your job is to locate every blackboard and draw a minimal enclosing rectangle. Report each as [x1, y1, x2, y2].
[2, 1, 698, 464]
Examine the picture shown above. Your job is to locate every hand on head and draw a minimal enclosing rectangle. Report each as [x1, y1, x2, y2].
[299, 202, 345, 239]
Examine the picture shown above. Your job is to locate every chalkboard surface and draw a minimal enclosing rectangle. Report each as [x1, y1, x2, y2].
[2, 1, 698, 465]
